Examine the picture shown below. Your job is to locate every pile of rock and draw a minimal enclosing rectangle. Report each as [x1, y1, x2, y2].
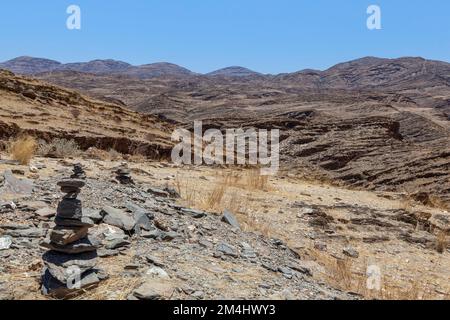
[40, 179, 106, 299]
[70, 163, 86, 180]
[115, 164, 134, 185]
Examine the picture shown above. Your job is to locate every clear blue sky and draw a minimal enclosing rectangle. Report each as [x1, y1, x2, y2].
[0, 0, 449, 74]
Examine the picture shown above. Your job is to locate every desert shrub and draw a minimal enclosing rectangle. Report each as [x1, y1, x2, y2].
[9, 135, 37, 165]
[38, 138, 81, 158]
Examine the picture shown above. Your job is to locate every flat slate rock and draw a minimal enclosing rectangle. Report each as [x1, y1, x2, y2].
[54, 216, 94, 228]
[3, 227, 45, 238]
[49, 226, 89, 246]
[2, 170, 33, 195]
[97, 248, 120, 258]
[132, 279, 175, 300]
[180, 208, 207, 218]
[83, 208, 104, 223]
[41, 235, 100, 254]
[103, 234, 130, 250]
[42, 251, 98, 283]
[57, 180, 85, 189]
[36, 207, 55, 218]
[41, 268, 106, 299]
[101, 206, 135, 232]
[217, 242, 239, 257]
[222, 210, 241, 229]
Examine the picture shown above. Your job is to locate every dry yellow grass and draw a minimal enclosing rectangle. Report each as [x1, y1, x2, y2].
[38, 138, 80, 158]
[304, 245, 447, 300]
[9, 135, 37, 165]
[244, 168, 269, 191]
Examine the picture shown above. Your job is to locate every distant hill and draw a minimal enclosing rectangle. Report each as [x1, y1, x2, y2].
[55, 59, 132, 74]
[0, 57, 195, 79]
[0, 56, 61, 74]
[120, 62, 196, 79]
[275, 56, 450, 91]
[207, 66, 262, 78]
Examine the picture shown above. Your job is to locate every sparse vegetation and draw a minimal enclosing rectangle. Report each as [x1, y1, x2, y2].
[9, 135, 37, 165]
[37, 138, 81, 158]
[244, 168, 269, 191]
[205, 174, 230, 210]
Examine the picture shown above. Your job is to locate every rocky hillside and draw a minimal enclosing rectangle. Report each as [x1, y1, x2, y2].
[0, 70, 174, 157]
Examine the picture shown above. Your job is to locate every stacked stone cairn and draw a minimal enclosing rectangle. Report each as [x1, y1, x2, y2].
[40, 179, 106, 299]
[70, 163, 86, 180]
[115, 164, 134, 185]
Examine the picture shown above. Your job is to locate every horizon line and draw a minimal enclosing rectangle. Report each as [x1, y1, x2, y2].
[1, 54, 450, 76]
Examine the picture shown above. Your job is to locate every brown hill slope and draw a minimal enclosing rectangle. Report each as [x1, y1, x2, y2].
[0, 70, 174, 158]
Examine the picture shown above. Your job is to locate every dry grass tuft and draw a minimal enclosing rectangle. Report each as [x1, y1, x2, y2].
[205, 174, 231, 210]
[9, 135, 37, 165]
[244, 168, 270, 191]
[38, 138, 81, 158]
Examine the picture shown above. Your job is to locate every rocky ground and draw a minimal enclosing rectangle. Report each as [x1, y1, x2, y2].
[0, 155, 448, 300]
[0, 156, 357, 300]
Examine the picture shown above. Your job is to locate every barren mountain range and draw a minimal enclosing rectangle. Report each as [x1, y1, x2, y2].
[0, 56, 449, 207]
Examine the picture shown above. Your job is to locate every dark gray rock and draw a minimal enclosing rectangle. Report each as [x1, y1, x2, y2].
[41, 267, 104, 299]
[97, 248, 120, 257]
[145, 255, 165, 267]
[42, 251, 98, 283]
[222, 210, 240, 229]
[2, 170, 33, 195]
[57, 198, 82, 219]
[343, 247, 359, 258]
[54, 216, 94, 228]
[103, 233, 130, 250]
[161, 231, 180, 241]
[216, 242, 239, 257]
[141, 229, 162, 239]
[3, 227, 45, 238]
[83, 208, 104, 223]
[278, 266, 294, 279]
[180, 208, 207, 218]
[101, 206, 135, 232]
